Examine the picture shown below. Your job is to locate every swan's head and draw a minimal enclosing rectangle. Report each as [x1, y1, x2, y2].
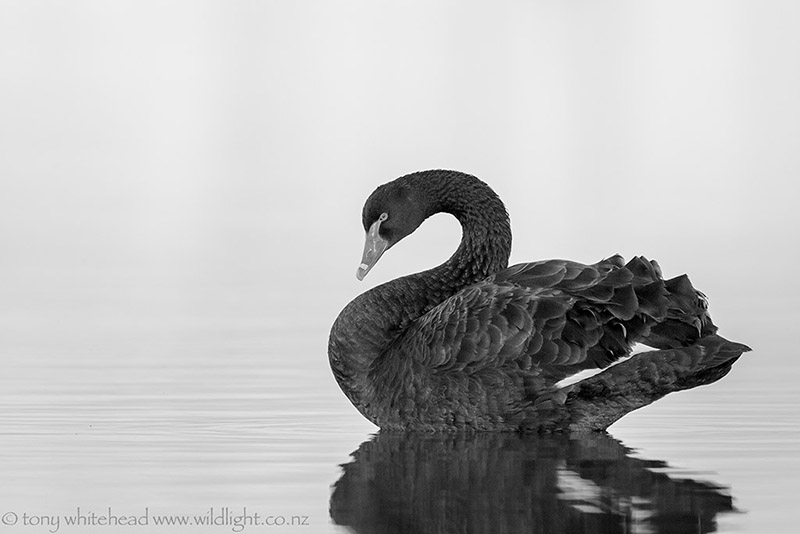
[357, 177, 429, 280]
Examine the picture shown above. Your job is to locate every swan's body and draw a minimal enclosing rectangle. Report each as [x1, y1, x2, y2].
[329, 170, 749, 432]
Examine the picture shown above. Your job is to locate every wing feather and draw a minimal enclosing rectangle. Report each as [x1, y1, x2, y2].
[395, 255, 684, 395]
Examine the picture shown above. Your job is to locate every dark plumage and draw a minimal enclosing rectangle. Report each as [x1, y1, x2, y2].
[329, 170, 750, 432]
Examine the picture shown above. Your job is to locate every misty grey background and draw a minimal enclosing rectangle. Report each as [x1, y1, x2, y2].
[1, 1, 799, 533]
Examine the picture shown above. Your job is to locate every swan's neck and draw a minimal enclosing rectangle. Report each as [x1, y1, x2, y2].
[424, 174, 512, 295]
[329, 172, 511, 420]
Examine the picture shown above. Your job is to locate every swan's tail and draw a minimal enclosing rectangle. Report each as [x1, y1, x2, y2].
[526, 334, 751, 432]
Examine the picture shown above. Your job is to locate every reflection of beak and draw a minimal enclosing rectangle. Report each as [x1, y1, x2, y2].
[356, 219, 389, 280]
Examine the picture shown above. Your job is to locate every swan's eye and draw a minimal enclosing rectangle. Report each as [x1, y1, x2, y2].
[378, 212, 388, 222]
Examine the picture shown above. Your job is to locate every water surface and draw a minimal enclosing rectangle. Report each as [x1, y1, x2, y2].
[1, 277, 797, 533]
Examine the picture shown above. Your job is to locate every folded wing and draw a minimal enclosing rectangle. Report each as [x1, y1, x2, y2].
[398, 255, 710, 396]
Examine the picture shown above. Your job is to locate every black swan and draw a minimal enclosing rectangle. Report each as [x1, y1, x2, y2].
[329, 170, 750, 432]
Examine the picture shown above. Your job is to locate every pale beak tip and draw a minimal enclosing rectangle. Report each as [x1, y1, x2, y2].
[356, 263, 370, 281]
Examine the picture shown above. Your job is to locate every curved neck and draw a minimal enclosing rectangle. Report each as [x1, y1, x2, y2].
[329, 171, 512, 419]
[414, 170, 512, 295]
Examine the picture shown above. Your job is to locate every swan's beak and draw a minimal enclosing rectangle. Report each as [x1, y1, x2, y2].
[356, 219, 389, 281]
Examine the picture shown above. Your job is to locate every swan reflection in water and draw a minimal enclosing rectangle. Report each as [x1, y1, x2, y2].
[330, 432, 736, 534]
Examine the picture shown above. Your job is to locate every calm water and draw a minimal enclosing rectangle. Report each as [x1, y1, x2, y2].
[1, 273, 798, 534]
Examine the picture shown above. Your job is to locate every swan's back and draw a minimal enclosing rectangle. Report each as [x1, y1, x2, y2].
[365, 254, 736, 430]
